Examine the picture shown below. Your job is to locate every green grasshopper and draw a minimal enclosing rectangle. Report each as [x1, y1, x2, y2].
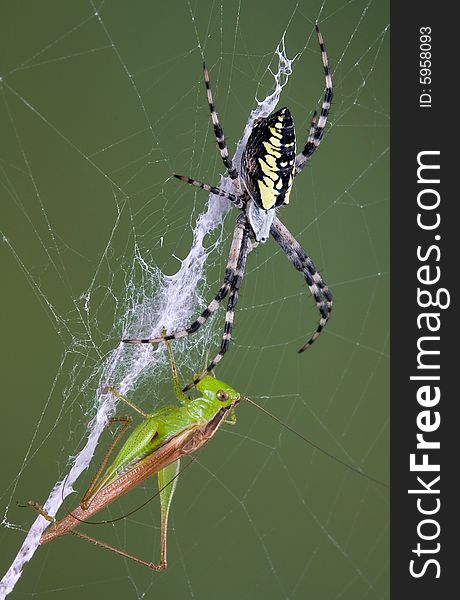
[27, 338, 240, 571]
[26, 340, 384, 571]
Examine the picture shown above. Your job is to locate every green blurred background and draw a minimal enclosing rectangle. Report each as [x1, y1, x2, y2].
[0, 1, 389, 598]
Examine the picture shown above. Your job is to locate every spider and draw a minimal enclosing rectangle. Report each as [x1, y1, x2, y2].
[124, 25, 333, 392]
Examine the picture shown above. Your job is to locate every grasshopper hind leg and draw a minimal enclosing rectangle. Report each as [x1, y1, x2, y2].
[157, 459, 181, 569]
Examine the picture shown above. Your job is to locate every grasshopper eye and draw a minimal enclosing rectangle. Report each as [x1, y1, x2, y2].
[216, 389, 229, 402]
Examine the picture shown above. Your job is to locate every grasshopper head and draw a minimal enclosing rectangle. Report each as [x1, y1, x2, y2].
[196, 375, 240, 408]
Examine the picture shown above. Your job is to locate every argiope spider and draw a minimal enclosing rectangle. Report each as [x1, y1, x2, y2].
[124, 25, 333, 392]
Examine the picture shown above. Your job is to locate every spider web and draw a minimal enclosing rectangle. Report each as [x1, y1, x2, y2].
[0, 1, 389, 599]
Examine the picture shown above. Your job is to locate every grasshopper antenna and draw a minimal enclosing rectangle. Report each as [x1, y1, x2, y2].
[243, 396, 388, 488]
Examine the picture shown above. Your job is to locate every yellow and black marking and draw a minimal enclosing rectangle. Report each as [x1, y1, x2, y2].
[241, 107, 296, 210]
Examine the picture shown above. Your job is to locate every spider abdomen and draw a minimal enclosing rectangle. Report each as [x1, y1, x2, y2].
[241, 107, 296, 210]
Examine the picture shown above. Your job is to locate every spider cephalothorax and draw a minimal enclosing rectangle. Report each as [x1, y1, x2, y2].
[124, 26, 333, 391]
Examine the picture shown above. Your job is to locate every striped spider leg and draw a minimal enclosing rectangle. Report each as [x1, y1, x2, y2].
[270, 216, 333, 352]
[295, 25, 333, 175]
[124, 25, 333, 387]
[183, 218, 252, 392]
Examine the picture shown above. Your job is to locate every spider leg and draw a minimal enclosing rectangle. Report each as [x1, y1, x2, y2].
[295, 25, 333, 175]
[173, 174, 244, 209]
[183, 224, 251, 391]
[273, 216, 332, 302]
[296, 109, 317, 167]
[123, 216, 246, 345]
[270, 216, 332, 352]
[203, 63, 240, 185]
